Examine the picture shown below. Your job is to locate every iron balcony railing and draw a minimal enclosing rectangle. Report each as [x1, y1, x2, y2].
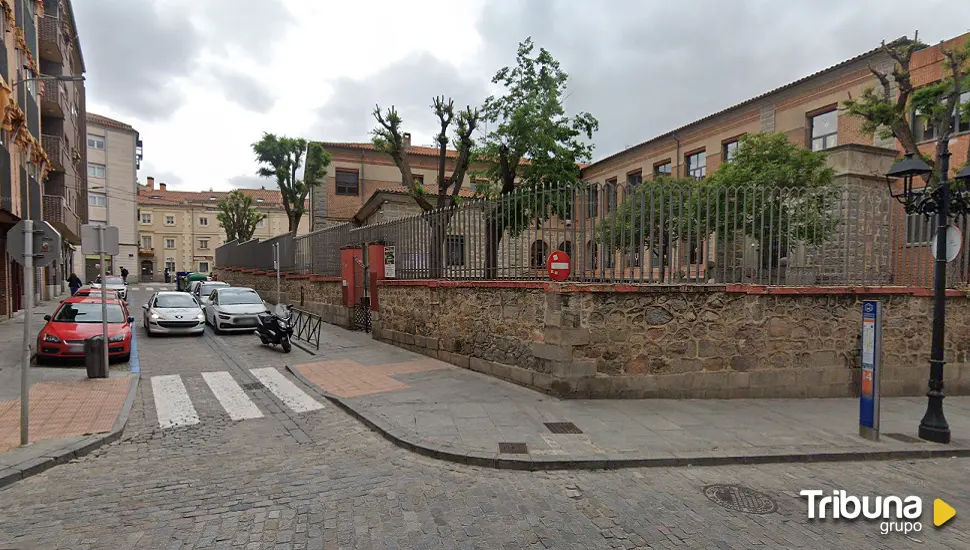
[216, 182, 970, 288]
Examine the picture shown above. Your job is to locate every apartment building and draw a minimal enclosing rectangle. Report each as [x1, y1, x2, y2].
[77, 113, 142, 282]
[0, 0, 84, 316]
[137, 178, 310, 281]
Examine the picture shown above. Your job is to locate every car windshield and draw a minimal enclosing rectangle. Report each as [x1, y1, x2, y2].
[53, 303, 126, 323]
[219, 291, 262, 305]
[104, 276, 124, 286]
[199, 283, 227, 296]
[155, 294, 198, 308]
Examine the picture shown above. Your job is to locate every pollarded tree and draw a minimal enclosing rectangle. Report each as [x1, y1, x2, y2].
[252, 133, 331, 233]
[474, 37, 599, 277]
[372, 97, 480, 277]
[216, 190, 266, 243]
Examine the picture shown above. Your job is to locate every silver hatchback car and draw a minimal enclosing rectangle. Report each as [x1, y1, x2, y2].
[204, 287, 266, 333]
[143, 291, 206, 336]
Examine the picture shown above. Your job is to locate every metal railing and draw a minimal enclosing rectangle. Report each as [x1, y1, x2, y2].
[291, 308, 322, 350]
[215, 182, 970, 288]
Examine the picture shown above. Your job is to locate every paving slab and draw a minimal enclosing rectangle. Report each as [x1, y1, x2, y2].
[288, 325, 970, 470]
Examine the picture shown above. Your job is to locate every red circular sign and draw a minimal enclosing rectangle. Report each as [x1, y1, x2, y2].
[547, 251, 571, 281]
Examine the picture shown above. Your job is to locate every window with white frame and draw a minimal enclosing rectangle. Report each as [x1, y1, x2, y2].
[198, 239, 209, 249]
[140, 212, 152, 224]
[256, 219, 264, 228]
[87, 134, 105, 150]
[198, 216, 208, 226]
[141, 236, 153, 248]
[165, 238, 176, 249]
[199, 262, 210, 273]
[88, 163, 106, 179]
[164, 215, 175, 225]
[88, 193, 107, 207]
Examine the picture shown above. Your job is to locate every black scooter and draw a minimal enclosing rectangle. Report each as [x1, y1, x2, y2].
[256, 304, 295, 353]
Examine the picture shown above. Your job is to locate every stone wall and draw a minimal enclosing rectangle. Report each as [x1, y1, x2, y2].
[375, 281, 970, 399]
[213, 269, 351, 328]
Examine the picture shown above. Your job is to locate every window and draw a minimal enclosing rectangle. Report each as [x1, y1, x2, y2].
[530, 240, 549, 269]
[87, 134, 105, 150]
[165, 258, 176, 272]
[335, 169, 359, 195]
[414, 174, 424, 186]
[905, 213, 932, 246]
[627, 170, 642, 188]
[141, 236, 152, 248]
[140, 212, 152, 224]
[653, 161, 672, 178]
[604, 178, 618, 214]
[686, 151, 706, 179]
[199, 262, 209, 273]
[914, 91, 970, 141]
[445, 235, 465, 266]
[164, 215, 175, 225]
[198, 216, 208, 226]
[165, 238, 176, 249]
[586, 185, 599, 218]
[88, 193, 107, 207]
[723, 140, 740, 162]
[198, 239, 209, 249]
[809, 109, 838, 151]
[88, 163, 106, 179]
[256, 219, 264, 228]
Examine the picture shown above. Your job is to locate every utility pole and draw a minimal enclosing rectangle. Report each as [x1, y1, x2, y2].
[20, 220, 33, 445]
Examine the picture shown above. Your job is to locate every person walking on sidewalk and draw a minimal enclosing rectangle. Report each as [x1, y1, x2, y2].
[67, 272, 82, 295]
[120, 266, 129, 283]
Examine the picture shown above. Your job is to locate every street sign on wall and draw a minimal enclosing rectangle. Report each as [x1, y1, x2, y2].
[384, 246, 396, 278]
[859, 300, 883, 441]
[547, 250, 571, 281]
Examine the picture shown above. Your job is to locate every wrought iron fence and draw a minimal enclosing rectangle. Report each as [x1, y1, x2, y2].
[215, 182, 970, 288]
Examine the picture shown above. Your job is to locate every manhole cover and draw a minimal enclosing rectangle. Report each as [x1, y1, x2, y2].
[703, 484, 777, 514]
[545, 422, 583, 434]
[242, 382, 264, 391]
[498, 442, 528, 454]
[885, 433, 922, 443]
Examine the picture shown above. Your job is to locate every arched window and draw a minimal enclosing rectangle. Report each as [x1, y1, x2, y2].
[558, 241, 573, 258]
[530, 240, 549, 269]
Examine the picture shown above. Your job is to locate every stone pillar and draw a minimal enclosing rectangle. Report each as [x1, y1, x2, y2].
[530, 292, 596, 389]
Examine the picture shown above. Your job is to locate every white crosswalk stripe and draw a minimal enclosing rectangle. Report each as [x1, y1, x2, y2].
[150, 368, 321, 429]
[144, 286, 154, 291]
[250, 367, 325, 413]
[202, 371, 264, 420]
[152, 375, 200, 429]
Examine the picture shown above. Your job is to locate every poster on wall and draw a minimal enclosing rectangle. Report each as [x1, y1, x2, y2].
[384, 246, 396, 278]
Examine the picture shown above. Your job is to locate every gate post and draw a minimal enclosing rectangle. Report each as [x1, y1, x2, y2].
[340, 247, 362, 307]
[367, 243, 385, 312]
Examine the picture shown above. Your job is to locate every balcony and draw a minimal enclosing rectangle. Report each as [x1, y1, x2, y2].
[40, 80, 65, 118]
[38, 14, 62, 63]
[139, 248, 155, 257]
[42, 134, 66, 172]
[43, 194, 81, 244]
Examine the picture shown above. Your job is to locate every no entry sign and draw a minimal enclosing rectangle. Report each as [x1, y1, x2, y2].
[547, 250, 571, 281]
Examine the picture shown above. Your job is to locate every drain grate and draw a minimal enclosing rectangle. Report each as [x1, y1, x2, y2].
[544, 422, 583, 434]
[703, 484, 777, 515]
[241, 382, 264, 391]
[498, 442, 528, 454]
[885, 433, 922, 443]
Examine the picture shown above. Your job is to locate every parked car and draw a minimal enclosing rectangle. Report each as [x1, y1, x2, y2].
[142, 291, 206, 337]
[204, 287, 266, 333]
[194, 281, 230, 306]
[36, 296, 134, 363]
[92, 275, 128, 301]
[73, 286, 122, 299]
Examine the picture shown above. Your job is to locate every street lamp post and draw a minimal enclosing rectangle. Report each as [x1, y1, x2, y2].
[886, 147, 970, 444]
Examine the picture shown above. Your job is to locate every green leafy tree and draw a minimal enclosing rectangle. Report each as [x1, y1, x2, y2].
[252, 133, 331, 232]
[216, 190, 266, 243]
[372, 97, 480, 276]
[843, 35, 970, 182]
[474, 37, 599, 277]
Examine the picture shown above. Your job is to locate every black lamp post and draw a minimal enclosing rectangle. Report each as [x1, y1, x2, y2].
[886, 146, 970, 444]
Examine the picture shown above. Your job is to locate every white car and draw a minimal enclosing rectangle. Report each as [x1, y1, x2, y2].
[194, 281, 230, 307]
[204, 287, 266, 333]
[142, 291, 205, 336]
[93, 275, 128, 301]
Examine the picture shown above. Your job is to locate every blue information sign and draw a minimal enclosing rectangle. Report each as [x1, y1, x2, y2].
[859, 300, 882, 440]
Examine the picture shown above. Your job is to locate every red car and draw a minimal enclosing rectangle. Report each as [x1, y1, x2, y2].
[37, 296, 134, 363]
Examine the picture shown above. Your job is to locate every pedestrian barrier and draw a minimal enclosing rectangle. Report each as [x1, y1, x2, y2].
[291, 308, 322, 350]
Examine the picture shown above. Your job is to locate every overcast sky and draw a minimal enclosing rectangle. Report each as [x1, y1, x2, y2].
[75, 0, 970, 192]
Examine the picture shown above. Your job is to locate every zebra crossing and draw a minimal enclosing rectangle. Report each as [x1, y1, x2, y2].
[129, 283, 176, 292]
[150, 368, 323, 429]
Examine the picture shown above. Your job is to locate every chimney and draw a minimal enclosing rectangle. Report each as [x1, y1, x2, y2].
[403, 132, 411, 147]
[159, 182, 167, 191]
[147, 176, 154, 190]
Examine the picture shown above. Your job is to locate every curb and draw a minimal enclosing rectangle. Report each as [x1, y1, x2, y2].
[285, 365, 970, 471]
[0, 373, 140, 490]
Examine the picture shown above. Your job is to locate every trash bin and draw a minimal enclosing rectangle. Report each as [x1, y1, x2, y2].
[84, 336, 108, 378]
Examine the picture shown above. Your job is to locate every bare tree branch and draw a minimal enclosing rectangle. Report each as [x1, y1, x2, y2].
[372, 105, 432, 211]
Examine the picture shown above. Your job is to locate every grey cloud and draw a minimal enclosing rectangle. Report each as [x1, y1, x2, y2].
[195, 0, 295, 62]
[208, 67, 276, 113]
[475, 0, 970, 160]
[229, 175, 275, 190]
[309, 53, 488, 144]
[74, 0, 200, 121]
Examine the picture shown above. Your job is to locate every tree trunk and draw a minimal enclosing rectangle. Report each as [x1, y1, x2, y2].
[484, 215, 505, 279]
[288, 211, 299, 233]
[425, 209, 456, 279]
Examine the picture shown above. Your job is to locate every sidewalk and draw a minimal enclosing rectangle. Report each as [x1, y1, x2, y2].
[289, 324, 970, 470]
[0, 299, 137, 487]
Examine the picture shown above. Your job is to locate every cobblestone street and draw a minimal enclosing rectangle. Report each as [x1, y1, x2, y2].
[0, 289, 967, 549]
